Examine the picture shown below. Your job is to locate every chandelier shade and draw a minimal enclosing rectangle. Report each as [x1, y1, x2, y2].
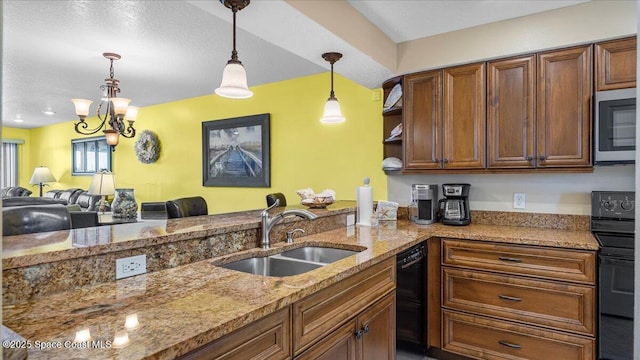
[71, 52, 138, 151]
[320, 52, 345, 124]
[215, 0, 253, 99]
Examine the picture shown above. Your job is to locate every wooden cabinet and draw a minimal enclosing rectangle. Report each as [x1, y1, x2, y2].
[179, 307, 291, 360]
[402, 63, 485, 170]
[441, 239, 596, 360]
[382, 76, 403, 171]
[403, 70, 442, 170]
[443, 62, 486, 169]
[537, 45, 592, 168]
[296, 293, 395, 360]
[596, 36, 637, 91]
[293, 259, 396, 355]
[487, 55, 536, 168]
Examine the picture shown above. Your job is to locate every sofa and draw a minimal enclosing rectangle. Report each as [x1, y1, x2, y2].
[1, 186, 33, 198]
[44, 188, 102, 212]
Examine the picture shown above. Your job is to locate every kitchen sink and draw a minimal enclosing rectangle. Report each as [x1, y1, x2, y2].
[279, 246, 359, 264]
[220, 256, 322, 277]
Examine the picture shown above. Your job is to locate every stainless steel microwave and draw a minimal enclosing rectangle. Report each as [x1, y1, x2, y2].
[594, 88, 636, 165]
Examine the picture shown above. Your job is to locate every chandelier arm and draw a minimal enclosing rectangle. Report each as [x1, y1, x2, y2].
[74, 118, 108, 135]
[120, 123, 136, 139]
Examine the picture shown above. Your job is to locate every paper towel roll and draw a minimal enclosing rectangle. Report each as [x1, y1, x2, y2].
[356, 185, 373, 226]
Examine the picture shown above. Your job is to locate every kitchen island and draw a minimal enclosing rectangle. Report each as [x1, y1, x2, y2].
[2, 203, 598, 360]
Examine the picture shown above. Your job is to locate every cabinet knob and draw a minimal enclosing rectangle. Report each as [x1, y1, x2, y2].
[525, 156, 533, 162]
[539, 155, 547, 161]
[355, 329, 363, 340]
[443, 159, 449, 164]
[362, 324, 369, 334]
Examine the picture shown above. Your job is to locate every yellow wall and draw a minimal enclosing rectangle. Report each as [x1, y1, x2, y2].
[5, 73, 386, 214]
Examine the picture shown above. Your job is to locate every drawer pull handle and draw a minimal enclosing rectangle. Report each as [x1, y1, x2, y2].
[499, 294, 522, 302]
[498, 340, 522, 349]
[498, 256, 523, 263]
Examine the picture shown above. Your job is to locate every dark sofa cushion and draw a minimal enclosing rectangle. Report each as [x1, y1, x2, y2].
[2, 197, 67, 207]
[44, 190, 63, 199]
[75, 192, 101, 211]
[58, 188, 84, 205]
[1, 186, 33, 198]
[3, 205, 71, 236]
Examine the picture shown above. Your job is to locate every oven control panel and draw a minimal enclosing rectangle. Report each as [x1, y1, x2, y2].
[591, 191, 635, 219]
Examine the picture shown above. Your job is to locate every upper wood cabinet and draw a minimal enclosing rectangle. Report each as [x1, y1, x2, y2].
[403, 70, 442, 170]
[537, 45, 593, 168]
[595, 36, 637, 91]
[487, 55, 536, 169]
[443, 62, 486, 169]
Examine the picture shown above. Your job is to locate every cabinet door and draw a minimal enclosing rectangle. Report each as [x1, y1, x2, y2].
[296, 320, 357, 360]
[487, 55, 536, 168]
[443, 62, 486, 169]
[596, 36, 637, 91]
[403, 70, 442, 169]
[537, 46, 592, 167]
[357, 292, 396, 360]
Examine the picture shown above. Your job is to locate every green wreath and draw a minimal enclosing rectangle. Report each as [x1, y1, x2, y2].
[134, 130, 161, 164]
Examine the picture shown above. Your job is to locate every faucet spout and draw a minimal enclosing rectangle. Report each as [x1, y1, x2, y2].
[260, 200, 318, 249]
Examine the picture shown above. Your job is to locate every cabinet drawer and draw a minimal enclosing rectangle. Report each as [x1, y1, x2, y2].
[442, 239, 596, 284]
[179, 307, 291, 360]
[443, 310, 595, 360]
[292, 258, 395, 355]
[443, 268, 595, 335]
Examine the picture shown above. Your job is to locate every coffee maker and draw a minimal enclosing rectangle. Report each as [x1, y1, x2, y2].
[439, 184, 471, 226]
[410, 184, 438, 224]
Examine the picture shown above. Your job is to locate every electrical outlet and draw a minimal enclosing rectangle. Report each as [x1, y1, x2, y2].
[116, 255, 147, 279]
[513, 193, 526, 209]
[346, 214, 355, 226]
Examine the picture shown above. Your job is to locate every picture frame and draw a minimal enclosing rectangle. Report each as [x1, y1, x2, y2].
[202, 113, 270, 187]
[71, 136, 112, 176]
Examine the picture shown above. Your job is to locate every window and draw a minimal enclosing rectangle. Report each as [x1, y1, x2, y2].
[1, 140, 21, 187]
[72, 137, 112, 175]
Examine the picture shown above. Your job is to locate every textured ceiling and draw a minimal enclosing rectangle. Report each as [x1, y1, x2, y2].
[2, 0, 590, 129]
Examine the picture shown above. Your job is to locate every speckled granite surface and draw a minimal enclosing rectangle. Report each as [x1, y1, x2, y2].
[3, 203, 353, 304]
[2, 214, 597, 360]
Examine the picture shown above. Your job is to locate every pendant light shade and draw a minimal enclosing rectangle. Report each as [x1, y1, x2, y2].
[320, 52, 345, 124]
[216, 0, 253, 99]
[215, 61, 253, 99]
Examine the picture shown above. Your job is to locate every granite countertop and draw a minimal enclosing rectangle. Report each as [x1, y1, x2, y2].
[2, 217, 597, 360]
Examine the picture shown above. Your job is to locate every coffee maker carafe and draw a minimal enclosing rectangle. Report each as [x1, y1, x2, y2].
[439, 184, 471, 226]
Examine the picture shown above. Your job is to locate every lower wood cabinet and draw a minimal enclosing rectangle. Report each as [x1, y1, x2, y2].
[296, 293, 396, 360]
[441, 239, 596, 360]
[179, 307, 291, 360]
[443, 310, 595, 360]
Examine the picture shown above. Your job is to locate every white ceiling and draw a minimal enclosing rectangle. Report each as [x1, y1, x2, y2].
[2, 0, 589, 129]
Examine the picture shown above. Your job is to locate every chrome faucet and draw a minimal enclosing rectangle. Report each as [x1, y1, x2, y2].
[260, 199, 318, 249]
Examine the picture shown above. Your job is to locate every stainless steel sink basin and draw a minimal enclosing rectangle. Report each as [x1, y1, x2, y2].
[220, 256, 322, 277]
[279, 246, 359, 264]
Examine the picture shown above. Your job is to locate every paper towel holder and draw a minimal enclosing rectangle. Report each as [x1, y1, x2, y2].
[356, 177, 373, 226]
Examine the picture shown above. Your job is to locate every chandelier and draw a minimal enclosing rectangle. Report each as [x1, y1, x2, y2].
[71, 52, 138, 151]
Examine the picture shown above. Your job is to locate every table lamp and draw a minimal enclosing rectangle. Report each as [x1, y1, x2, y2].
[29, 166, 57, 197]
[87, 171, 116, 213]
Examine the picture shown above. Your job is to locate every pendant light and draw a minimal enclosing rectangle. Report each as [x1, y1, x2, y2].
[215, 0, 253, 99]
[320, 52, 345, 124]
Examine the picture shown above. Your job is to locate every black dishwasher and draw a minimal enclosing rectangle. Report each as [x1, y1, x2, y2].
[396, 242, 427, 354]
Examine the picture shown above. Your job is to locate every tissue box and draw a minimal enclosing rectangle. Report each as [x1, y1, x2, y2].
[375, 201, 399, 221]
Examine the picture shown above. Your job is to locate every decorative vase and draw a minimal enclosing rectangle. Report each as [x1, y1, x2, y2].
[111, 188, 138, 219]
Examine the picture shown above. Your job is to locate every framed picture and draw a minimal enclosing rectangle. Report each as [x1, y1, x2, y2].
[71, 136, 112, 176]
[202, 113, 270, 187]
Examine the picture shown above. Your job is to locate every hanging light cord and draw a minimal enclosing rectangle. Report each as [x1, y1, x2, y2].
[230, 4, 239, 62]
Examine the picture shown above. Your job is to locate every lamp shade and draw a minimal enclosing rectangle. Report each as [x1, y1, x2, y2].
[215, 62, 253, 99]
[29, 166, 56, 184]
[71, 99, 93, 117]
[320, 98, 346, 124]
[87, 171, 116, 196]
